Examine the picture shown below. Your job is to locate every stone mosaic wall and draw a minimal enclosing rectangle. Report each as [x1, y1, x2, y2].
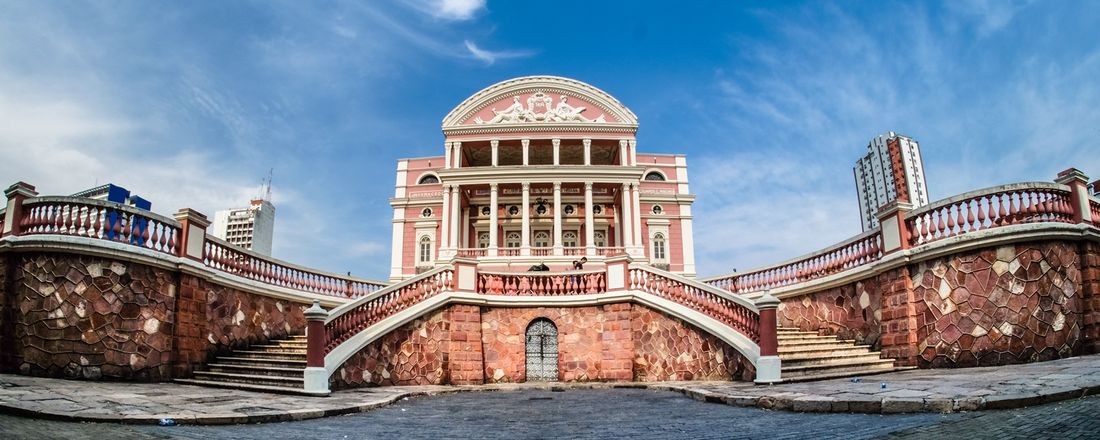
[778, 240, 1094, 368]
[481, 306, 608, 382]
[913, 242, 1081, 367]
[4, 252, 310, 381]
[332, 307, 449, 389]
[632, 305, 754, 382]
[13, 253, 178, 380]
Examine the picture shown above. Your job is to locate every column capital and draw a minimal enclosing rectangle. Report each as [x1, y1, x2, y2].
[553, 181, 562, 190]
[628, 140, 637, 147]
[521, 138, 530, 147]
[582, 138, 591, 147]
[552, 138, 561, 147]
[490, 183, 499, 191]
[619, 139, 628, 147]
[521, 182, 531, 190]
[584, 182, 594, 190]
[490, 139, 500, 147]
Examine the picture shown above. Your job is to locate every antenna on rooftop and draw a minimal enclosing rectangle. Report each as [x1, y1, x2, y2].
[265, 168, 273, 202]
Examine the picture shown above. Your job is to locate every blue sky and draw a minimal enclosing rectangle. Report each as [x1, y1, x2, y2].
[2, 1, 1098, 279]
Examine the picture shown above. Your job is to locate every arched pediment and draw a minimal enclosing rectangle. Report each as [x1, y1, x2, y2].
[442, 76, 638, 134]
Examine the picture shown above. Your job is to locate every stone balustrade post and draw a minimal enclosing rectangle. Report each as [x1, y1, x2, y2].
[1055, 168, 1092, 224]
[754, 292, 782, 383]
[173, 208, 211, 261]
[876, 200, 914, 254]
[452, 258, 479, 293]
[303, 300, 331, 394]
[604, 255, 632, 293]
[2, 182, 37, 237]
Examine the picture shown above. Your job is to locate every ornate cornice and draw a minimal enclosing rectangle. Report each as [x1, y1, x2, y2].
[441, 76, 640, 131]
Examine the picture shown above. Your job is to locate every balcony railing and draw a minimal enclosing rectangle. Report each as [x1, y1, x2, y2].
[906, 182, 1075, 246]
[477, 269, 605, 296]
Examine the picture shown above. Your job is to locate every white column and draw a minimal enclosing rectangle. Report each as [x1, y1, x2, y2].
[619, 139, 628, 166]
[440, 185, 451, 254]
[389, 208, 405, 281]
[522, 138, 530, 166]
[491, 139, 499, 167]
[552, 181, 562, 255]
[521, 182, 531, 256]
[444, 142, 452, 170]
[631, 183, 643, 251]
[583, 138, 591, 166]
[552, 138, 560, 166]
[621, 183, 633, 249]
[461, 206, 469, 250]
[629, 140, 637, 166]
[584, 182, 595, 255]
[680, 204, 696, 276]
[450, 185, 461, 250]
[488, 183, 499, 256]
[454, 141, 462, 168]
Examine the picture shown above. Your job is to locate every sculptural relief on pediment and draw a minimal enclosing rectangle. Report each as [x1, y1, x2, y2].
[470, 92, 609, 125]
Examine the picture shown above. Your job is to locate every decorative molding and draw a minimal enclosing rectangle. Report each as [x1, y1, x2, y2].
[441, 76, 639, 132]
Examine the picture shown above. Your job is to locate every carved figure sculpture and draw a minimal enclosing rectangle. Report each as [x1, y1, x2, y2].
[474, 94, 607, 124]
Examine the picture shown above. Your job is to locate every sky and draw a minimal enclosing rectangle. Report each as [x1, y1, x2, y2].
[2, 0, 1098, 280]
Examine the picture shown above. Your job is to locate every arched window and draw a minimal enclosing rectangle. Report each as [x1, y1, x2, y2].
[644, 171, 666, 181]
[652, 233, 666, 261]
[417, 174, 440, 185]
[534, 231, 550, 247]
[563, 231, 578, 247]
[506, 231, 521, 248]
[594, 231, 606, 247]
[418, 236, 432, 263]
[477, 232, 489, 249]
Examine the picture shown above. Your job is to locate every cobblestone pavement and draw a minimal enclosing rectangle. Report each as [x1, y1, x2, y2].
[2, 388, 1100, 439]
[5, 354, 1100, 425]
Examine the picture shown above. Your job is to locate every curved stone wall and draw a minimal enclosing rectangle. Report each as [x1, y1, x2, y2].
[2, 252, 310, 381]
[330, 302, 753, 389]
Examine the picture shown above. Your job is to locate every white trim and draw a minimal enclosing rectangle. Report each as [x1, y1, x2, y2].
[415, 172, 441, 185]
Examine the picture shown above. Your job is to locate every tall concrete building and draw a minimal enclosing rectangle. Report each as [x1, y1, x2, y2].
[211, 198, 276, 256]
[853, 132, 929, 231]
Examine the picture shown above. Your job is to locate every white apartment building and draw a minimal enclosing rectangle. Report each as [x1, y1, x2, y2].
[853, 132, 929, 231]
[211, 199, 276, 256]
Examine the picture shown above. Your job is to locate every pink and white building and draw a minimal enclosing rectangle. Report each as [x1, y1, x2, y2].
[388, 76, 697, 281]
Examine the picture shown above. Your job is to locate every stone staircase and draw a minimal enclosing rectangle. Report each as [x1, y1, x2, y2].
[776, 327, 913, 382]
[175, 335, 327, 396]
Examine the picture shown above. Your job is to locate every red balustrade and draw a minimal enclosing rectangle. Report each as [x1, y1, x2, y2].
[703, 230, 883, 294]
[1091, 198, 1100, 227]
[455, 248, 487, 258]
[630, 267, 760, 343]
[596, 247, 626, 256]
[203, 237, 386, 298]
[906, 183, 1075, 246]
[563, 247, 586, 256]
[323, 268, 453, 352]
[499, 248, 521, 257]
[18, 197, 180, 255]
[476, 270, 605, 296]
[531, 248, 552, 257]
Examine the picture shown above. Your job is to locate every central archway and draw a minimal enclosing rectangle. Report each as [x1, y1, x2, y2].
[525, 318, 559, 381]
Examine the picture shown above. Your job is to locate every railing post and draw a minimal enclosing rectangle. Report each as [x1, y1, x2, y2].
[1055, 168, 1092, 224]
[452, 257, 479, 293]
[754, 292, 782, 384]
[2, 182, 37, 237]
[172, 208, 210, 261]
[303, 300, 331, 394]
[605, 255, 632, 293]
[876, 200, 914, 254]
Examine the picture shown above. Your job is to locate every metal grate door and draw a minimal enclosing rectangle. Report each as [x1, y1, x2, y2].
[525, 319, 559, 381]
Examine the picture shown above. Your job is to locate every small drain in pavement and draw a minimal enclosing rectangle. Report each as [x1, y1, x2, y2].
[550, 387, 565, 392]
[529, 397, 553, 401]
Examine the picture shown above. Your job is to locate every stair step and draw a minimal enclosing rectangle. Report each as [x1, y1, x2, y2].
[174, 378, 327, 397]
[192, 371, 305, 387]
[777, 334, 848, 342]
[779, 352, 887, 367]
[214, 357, 308, 368]
[780, 366, 917, 383]
[775, 330, 820, 337]
[250, 346, 307, 353]
[233, 350, 308, 360]
[778, 345, 874, 357]
[778, 339, 858, 348]
[205, 364, 305, 378]
[782, 359, 899, 376]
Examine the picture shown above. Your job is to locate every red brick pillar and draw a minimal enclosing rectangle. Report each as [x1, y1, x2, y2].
[303, 300, 330, 394]
[1055, 168, 1092, 224]
[753, 293, 781, 383]
[1080, 242, 1100, 354]
[877, 268, 921, 366]
[172, 208, 210, 261]
[876, 200, 914, 254]
[2, 182, 37, 237]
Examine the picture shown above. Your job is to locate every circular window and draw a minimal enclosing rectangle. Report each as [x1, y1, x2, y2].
[421, 208, 433, 217]
[535, 204, 548, 216]
[593, 205, 603, 215]
[564, 205, 575, 216]
[481, 206, 491, 216]
[508, 205, 520, 216]
[651, 205, 663, 215]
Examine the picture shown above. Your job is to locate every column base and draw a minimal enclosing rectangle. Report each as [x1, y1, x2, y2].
[303, 367, 331, 395]
[753, 356, 782, 384]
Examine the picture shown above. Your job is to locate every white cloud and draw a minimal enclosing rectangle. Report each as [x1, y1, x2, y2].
[405, 0, 486, 21]
[463, 40, 533, 65]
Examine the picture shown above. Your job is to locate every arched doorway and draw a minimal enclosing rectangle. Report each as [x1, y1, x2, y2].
[525, 318, 559, 381]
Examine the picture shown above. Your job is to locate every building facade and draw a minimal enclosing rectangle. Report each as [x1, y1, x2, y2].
[853, 132, 929, 230]
[388, 76, 697, 281]
[211, 198, 276, 256]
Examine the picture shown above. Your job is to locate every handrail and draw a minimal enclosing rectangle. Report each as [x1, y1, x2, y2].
[629, 264, 760, 343]
[203, 236, 387, 298]
[18, 196, 181, 255]
[322, 265, 453, 353]
[906, 182, 1075, 246]
[477, 269, 606, 296]
[701, 229, 883, 294]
